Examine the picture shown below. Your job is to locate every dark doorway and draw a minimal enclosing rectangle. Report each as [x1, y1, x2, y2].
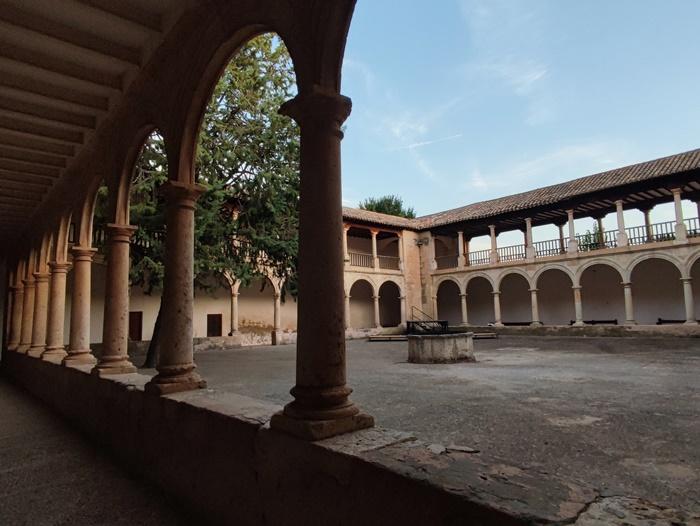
[128, 311, 143, 341]
[207, 314, 223, 337]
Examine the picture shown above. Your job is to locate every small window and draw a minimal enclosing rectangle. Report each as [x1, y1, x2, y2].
[207, 314, 222, 337]
[128, 311, 143, 341]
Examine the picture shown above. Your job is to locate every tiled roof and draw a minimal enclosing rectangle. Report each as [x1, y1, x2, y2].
[342, 148, 700, 231]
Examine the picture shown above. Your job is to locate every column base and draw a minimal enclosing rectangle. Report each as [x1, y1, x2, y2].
[144, 370, 207, 395]
[6, 343, 19, 352]
[27, 345, 46, 358]
[41, 346, 68, 361]
[530, 321, 543, 327]
[493, 322, 504, 328]
[62, 351, 97, 367]
[623, 321, 638, 326]
[572, 321, 585, 327]
[16, 344, 31, 354]
[92, 359, 137, 377]
[271, 330, 283, 346]
[270, 410, 374, 441]
[684, 320, 699, 326]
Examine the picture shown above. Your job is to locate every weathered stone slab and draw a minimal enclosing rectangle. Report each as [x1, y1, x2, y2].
[407, 332, 476, 363]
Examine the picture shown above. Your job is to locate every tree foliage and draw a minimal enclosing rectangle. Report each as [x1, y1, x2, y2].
[358, 195, 416, 219]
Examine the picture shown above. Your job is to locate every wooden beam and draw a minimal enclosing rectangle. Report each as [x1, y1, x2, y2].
[0, 71, 108, 110]
[0, 115, 84, 143]
[0, 130, 75, 156]
[0, 145, 67, 168]
[0, 170, 54, 187]
[0, 158, 61, 177]
[0, 180, 52, 194]
[0, 4, 141, 65]
[0, 94, 96, 128]
[76, 0, 163, 32]
[0, 195, 41, 206]
[0, 187, 44, 200]
[0, 39, 123, 90]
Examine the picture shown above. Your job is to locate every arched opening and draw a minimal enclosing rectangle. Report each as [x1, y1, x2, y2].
[466, 276, 494, 325]
[238, 277, 276, 343]
[378, 281, 401, 327]
[692, 258, 700, 319]
[537, 269, 575, 325]
[631, 258, 684, 324]
[436, 280, 461, 325]
[349, 280, 374, 329]
[499, 273, 531, 324]
[580, 264, 624, 324]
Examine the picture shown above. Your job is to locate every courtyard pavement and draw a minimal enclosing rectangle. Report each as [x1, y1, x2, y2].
[184, 335, 700, 515]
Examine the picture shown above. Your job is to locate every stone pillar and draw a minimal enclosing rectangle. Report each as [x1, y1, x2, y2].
[17, 276, 35, 353]
[344, 294, 351, 329]
[525, 218, 535, 259]
[145, 182, 206, 394]
[230, 291, 239, 333]
[596, 216, 605, 249]
[342, 224, 350, 263]
[696, 200, 700, 221]
[7, 284, 23, 351]
[492, 291, 503, 327]
[272, 291, 282, 345]
[567, 209, 578, 253]
[371, 229, 379, 270]
[572, 286, 584, 326]
[432, 295, 438, 319]
[641, 207, 653, 242]
[681, 278, 697, 325]
[621, 282, 636, 325]
[615, 200, 629, 246]
[464, 237, 471, 266]
[398, 233, 405, 271]
[269, 90, 372, 440]
[93, 224, 137, 376]
[557, 222, 566, 254]
[399, 295, 407, 327]
[489, 225, 498, 264]
[429, 232, 437, 270]
[457, 231, 466, 268]
[64, 247, 97, 365]
[672, 187, 687, 242]
[42, 262, 71, 360]
[529, 288, 542, 326]
[372, 295, 381, 328]
[460, 293, 468, 325]
[28, 272, 50, 358]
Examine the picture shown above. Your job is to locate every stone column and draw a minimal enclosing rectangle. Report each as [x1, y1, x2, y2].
[572, 286, 584, 326]
[622, 282, 636, 325]
[269, 90, 372, 440]
[230, 291, 239, 333]
[681, 278, 697, 325]
[7, 284, 23, 351]
[557, 222, 566, 254]
[641, 207, 653, 242]
[596, 216, 605, 249]
[370, 229, 379, 270]
[372, 295, 381, 328]
[64, 247, 97, 365]
[567, 209, 578, 253]
[489, 225, 498, 264]
[429, 232, 437, 270]
[272, 291, 282, 345]
[145, 181, 206, 394]
[398, 233, 405, 271]
[342, 224, 350, 263]
[464, 237, 471, 266]
[615, 200, 629, 246]
[492, 291, 503, 327]
[696, 200, 700, 221]
[432, 295, 438, 319]
[42, 262, 71, 360]
[93, 224, 137, 376]
[17, 276, 35, 353]
[525, 218, 535, 259]
[460, 293, 468, 325]
[344, 294, 351, 329]
[529, 288, 542, 326]
[399, 295, 407, 327]
[457, 231, 466, 268]
[28, 272, 50, 358]
[672, 187, 687, 242]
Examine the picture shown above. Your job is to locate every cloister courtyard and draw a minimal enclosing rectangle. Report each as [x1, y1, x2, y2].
[134, 335, 699, 517]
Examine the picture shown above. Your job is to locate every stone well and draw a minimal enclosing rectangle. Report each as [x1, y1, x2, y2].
[407, 333, 476, 364]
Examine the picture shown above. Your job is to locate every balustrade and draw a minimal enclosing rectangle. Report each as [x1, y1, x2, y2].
[497, 243, 526, 262]
[533, 238, 565, 258]
[349, 251, 373, 268]
[378, 255, 400, 270]
[435, 255, 458, 269]
[468, 249, 491, 266]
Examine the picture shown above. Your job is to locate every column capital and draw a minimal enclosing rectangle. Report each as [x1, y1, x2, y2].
[22, 277, 36, 287]
[33, 272, 50, 283]
[273, 292, 281, 299]
[72, 246, 98, 261]
[491, 290, 501, 296]
[369, 228, 380, 236]
[48, 261, 71, 273]
[279, 89, 351, 137]
[571, 285, 582, 291]
[621, 281, 632, 287]
[161, 180, 205, 210]
[670, 187, 682, 195]
[459, 293, 467, 298]
[528, 288, 539, 293]
[106, 223, 137, 243]
[343, 224, 351, 232]
[372, 295, 380, 300]
[680, 277, 693, 284]
[614, 199, 625, 206]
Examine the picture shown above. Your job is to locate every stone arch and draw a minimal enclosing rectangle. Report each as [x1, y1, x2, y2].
[236, 275, 278, 338]
[630, 257, 685, 324]
[434, 275, 465, 294]
[349, 279, 375, 329]
[378, 280, 401, 327]
[499, 272, 531, 325]
[690, 255, 700, 321]
[465, 272, 496, 291]
[579, 263, 625, 324]
[533, 264, 575, 286]
[496, 269, 533, 291]
[466, 275, 495, 326]
[436, 279, 462, 325]
[685, 250, 700, 277]
[628, 253, 685, 280]
[575, 258, 627, 287]
[536, 268, 575, 325]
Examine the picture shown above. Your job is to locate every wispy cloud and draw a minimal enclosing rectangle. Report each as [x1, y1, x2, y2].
[389, 134, 463, 151]
[343, 58, 376, 95]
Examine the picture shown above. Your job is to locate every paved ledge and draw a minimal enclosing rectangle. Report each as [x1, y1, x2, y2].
[459, 324, 700, 338]
[3, 350, 697, 525]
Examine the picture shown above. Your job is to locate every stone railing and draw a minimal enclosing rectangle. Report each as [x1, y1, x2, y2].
[349, 251, 373, 268]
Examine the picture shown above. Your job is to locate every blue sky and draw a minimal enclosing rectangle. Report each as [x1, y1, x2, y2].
[340, 1, 700, 244]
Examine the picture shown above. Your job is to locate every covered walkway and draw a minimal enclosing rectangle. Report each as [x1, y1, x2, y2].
[0, 379, 192, 526]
